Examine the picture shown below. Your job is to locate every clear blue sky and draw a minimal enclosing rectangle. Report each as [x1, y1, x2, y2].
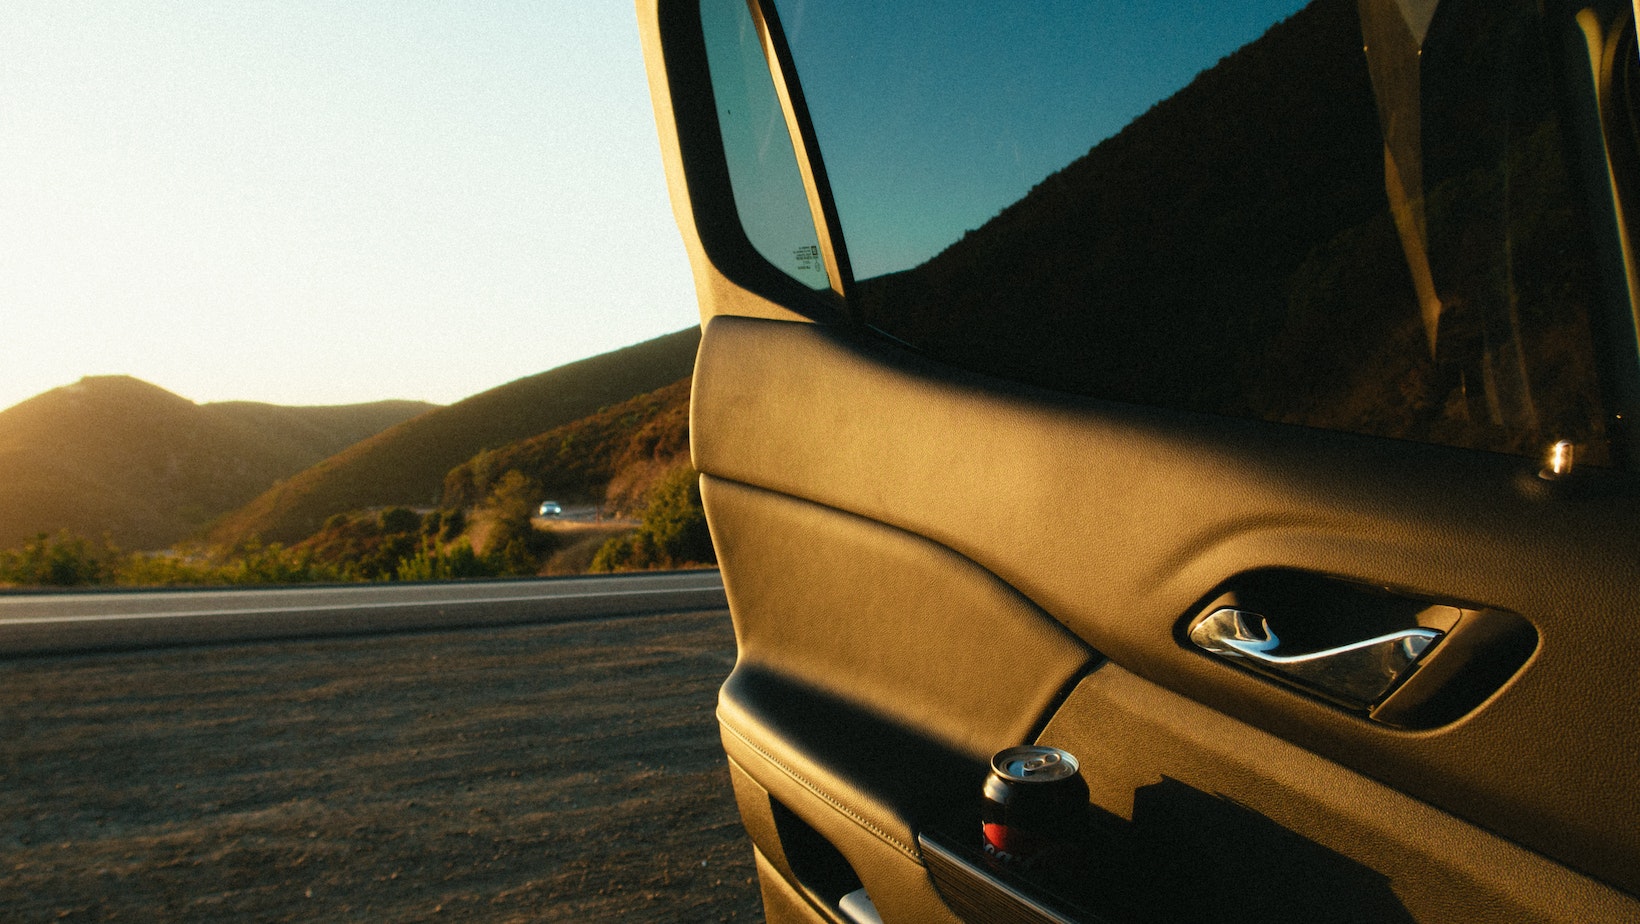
[0, 2, 696, 412]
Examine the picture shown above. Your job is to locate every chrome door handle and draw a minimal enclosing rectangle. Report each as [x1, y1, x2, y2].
[1189, 607, 1442, 710]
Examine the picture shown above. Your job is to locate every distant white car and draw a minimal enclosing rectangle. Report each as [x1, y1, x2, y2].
[537, 501, 562, 517]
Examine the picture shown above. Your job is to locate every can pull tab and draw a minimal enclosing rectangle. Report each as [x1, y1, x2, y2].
[1020, 752, 1061, 776]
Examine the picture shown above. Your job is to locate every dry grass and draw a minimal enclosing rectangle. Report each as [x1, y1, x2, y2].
[0, 610, 760, 923]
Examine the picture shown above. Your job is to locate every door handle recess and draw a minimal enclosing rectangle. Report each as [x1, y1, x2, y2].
[1189, 607, 1443, 710]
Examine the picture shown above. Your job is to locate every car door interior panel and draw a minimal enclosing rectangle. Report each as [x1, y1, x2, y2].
[707, 476, 1094, 921]
[705, 477, 1095, 761]
[692, 314, 1640, 922]
[1028, 666, 1639, 924]
[641, 0, 1640, 920]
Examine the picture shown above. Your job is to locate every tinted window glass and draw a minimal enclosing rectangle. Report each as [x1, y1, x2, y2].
[700, 0, 830, 290]
[772, 0, 1620, 464]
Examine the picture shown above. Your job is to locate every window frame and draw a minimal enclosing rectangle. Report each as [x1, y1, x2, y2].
[659, 0, 1640, 467]
[649, 0, 847, 326]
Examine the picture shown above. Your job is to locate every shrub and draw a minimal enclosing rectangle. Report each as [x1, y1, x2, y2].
[590, 532, 642, 572]
[486, 470, 538, 525]
[0, 531, 117, 587]
[543, 533, 619, 575]
[439, 508, 467, 541]
[112, 540, 348, 587]
[440, 542, 492, 579]
[485, 535, 542, 577]
[480, 470, 557, 575]
[380, 507, 422, 535]
[394, 542, 494, 581]
[640, 467, 715, 566]
[590, 466, 714, 572]
[220, 541, 348, 585]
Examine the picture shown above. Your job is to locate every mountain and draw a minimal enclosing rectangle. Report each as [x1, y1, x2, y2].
[207, 326, 702, 546]
[203, 400, 438, 465]
[0, 377, 435, 551]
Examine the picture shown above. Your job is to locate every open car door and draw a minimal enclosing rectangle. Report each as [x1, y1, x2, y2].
[639, 0, 1640, 921]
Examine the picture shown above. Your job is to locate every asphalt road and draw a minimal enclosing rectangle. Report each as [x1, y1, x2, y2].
[0, 571, 726, 655]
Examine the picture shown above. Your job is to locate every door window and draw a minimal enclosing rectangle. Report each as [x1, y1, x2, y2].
[699, 0, 830, 291]
[756, 0, 1629, 466]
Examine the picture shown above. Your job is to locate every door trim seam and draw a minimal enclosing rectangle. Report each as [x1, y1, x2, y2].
[720, 715, 924, 864]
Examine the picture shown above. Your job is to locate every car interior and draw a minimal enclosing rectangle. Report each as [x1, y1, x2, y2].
[639, 0, 1640, 921]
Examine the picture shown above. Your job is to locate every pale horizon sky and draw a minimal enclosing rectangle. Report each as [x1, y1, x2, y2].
[0, 2, 697, 413]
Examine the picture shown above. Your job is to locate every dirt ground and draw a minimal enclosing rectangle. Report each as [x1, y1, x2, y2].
[0, 608, 763, 922]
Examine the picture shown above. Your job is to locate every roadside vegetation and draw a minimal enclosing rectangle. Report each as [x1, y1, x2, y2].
[0, 331, 716, 591]
[1, 460, 716, 590]
[0, 468, 713, 589]
[0, 464, 714, 590]
[589, 465, 714, 572]
[201, 328, 700, 548]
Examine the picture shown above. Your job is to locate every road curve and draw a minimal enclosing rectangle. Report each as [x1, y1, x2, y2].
[0, 570, 726, 655]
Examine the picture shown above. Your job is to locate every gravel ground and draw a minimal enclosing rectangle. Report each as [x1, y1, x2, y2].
[0, 608, 762, 922]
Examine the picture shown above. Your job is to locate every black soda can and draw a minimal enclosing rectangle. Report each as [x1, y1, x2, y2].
[980, 745, 1089, 870]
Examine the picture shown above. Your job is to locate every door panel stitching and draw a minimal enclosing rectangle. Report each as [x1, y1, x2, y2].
[720, 714, 924, 863]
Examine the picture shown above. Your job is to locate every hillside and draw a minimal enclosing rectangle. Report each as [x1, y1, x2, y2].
[852, 0, 1604, 457]
[207, 326, 702, 546]
[442, 376, 691, 515]
[0, 377, 434, 551]
[853, 0, 1387, 411]
[203, 400, 437, 465]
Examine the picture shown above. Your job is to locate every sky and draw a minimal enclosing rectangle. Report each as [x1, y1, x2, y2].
[0, 2, 697, 412]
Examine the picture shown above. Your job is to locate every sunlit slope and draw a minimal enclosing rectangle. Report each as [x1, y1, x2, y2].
[441, 375, 691, 516]
[204, 400, 440, 465]
[0, 377, 435, 550]
[208, 326, 701, 546]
